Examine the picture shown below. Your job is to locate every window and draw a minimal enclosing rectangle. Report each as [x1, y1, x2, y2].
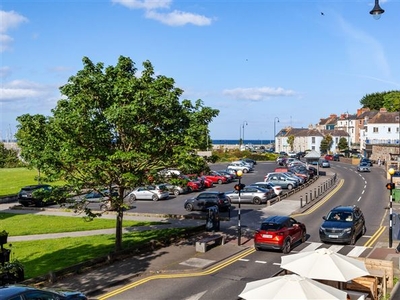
[373, 127, 378, 133]
[388, 127, 391, 133]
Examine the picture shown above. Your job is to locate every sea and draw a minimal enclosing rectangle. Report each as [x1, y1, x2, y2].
[212, 139, 274, 145]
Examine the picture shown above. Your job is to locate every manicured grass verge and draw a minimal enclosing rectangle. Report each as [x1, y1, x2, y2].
[0, 168, 65, 196]
[8, 228, 187, 279]
[0, 212, 162, 236]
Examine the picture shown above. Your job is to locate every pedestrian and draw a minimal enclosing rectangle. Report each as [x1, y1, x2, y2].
[396, 243, 400, 254]
[382, 159, 385, 166]
[378, 158, 381, 166]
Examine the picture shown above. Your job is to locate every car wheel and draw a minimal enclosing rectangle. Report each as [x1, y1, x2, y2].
[218, 179, 223, 185]
[152, 195, 159, 201]
[254, 246, 261, 251]
[253, 197, 262, 205]
[349, 233, 356, 245]
[287, 184, 293, 190]
[173, 189, 180, 196]
[226, 196, 232, 204]
[243, 169, 248, 173]
[185, 203, 194, 211]
[129, 194, 136, 202]
[301, 230, 307, 243]
[282, 239, 291, 254]
[361, 224, 367, 236]
[100, 203, 108, 212]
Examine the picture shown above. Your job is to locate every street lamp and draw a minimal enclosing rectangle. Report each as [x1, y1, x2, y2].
[242, 121, 248, 145]
[274, 117, 280, 145]
[387, 168, 395, 248]
[370, 0, 385, 19]
[236, 170, 243, 246]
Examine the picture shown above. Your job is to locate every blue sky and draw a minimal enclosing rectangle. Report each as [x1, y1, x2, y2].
[1, 0, 399, 141]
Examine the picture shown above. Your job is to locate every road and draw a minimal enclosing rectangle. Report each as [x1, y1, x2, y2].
[97, 160, 389, 299]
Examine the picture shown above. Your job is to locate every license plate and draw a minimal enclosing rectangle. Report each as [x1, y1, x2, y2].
[328, 235, 338, 238]
[22, 195, 27, 198]
[262, 234, 272, 238]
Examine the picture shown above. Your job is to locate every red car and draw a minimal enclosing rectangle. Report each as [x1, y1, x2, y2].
[203, 171, 228, 184]
[254, 215, 306, 254]
[179, 175, 201, 192]
[324, 154, 334, 161]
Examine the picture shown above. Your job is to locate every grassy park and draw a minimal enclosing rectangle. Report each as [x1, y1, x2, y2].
[0, 168, 189, 280]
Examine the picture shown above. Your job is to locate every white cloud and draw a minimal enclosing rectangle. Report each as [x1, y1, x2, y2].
[0, 80, 52, 102]
[112, 0, 213, 26]
[145, 10, 212, 26]
[0, 10, 28, 52]
[112, 0, 172, 10]
[223, 87, 297, 101]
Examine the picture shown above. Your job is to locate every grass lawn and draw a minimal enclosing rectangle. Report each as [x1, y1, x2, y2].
[8, 228, 187, 279]
[0, 212, 181, 279]
[0, 168, 65, 196]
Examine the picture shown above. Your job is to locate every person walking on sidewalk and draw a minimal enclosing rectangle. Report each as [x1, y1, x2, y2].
[396, 242, 400, 254]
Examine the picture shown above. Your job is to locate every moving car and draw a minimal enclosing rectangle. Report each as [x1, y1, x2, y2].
[254, 216, 307, 254]
[357, 162, 371, 172]
[0, 285, 87, 300]
[360, 158, 373, 166]
[225, 186, 274, 205]
[18, 184, 54, 207]
[319, 205, 366, 245]
[128, 185, 169, 201]
[319, 159, 330, 168]
[184, 191, 231, 212]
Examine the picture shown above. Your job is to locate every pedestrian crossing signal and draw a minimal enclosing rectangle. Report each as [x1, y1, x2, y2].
[386, 183, 395, 190]
[234, 183, 246, 191]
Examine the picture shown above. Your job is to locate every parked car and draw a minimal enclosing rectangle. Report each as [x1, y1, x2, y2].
[128, 184, 169, 201]
[357, 162, 371, 172]
[324, 154, 334, 161]
[200, 176, 214, 188]
[231, 160, 254, 169]
[220, 168, 239, 179]
[264, 173, 298, 190]
[225, 186, 274, 205]
[0, 285, 87, 300]
[333, 154, 340, 161]
[249, 182, 282, 196]
[213, 170, 234, 182]
[83, 189, 118, 202]
[163, 182, 190, 196]
[184, 191, 231, 212]
[319, 159, 330, 168]
[240, 158, 257, 165]
[227, 163, 251, 173]
[179, 175, 202, 192]
[18, 184, 54, 207]
[254, 215, 307, 254]
[319, 205, 366, 245]
[203, 171, 228, 184]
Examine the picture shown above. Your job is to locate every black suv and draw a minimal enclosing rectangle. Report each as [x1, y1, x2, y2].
[319, 205, 366, 245]
[18, 184, 53, 207]
[184, 191, 231, 212]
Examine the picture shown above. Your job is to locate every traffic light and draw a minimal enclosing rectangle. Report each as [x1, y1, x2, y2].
[386, 183, 395, 190]
[234, 183, 246, 191]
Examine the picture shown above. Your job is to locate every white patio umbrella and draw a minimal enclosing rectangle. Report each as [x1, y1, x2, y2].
[280, 248, 369, 282]
[238, 274, 348, 300]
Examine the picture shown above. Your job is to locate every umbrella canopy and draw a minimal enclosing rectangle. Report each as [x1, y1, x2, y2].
[280, 248, 369, 282]
[239, 274, 348, 300]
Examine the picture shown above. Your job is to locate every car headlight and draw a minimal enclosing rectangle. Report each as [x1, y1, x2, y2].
[343, 228, 352, 234]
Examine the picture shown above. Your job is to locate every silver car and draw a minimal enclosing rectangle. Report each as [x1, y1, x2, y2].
[128, 184, 170, 201]
[357, 163, 370, 172]
[225, 186, 274, 205]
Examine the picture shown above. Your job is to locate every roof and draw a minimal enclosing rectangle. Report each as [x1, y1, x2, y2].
[304, 150, 320, 159]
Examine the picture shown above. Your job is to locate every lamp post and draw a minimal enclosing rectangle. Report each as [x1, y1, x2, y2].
[388, 168, 395, 248]
[274, 117, 280, 147]
[236, 170, 243, 246]
[370, 0, 385, 19]
[242, 121, 248, 146]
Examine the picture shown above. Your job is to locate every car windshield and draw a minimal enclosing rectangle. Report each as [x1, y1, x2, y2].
[327, 211, 353, 221]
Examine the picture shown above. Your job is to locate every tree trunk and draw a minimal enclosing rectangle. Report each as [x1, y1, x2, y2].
[115, 207, 124, 251]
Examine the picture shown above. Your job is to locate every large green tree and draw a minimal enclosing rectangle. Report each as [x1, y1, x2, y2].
[360, 90, 400, 111]
[16, 56, 219, 251]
